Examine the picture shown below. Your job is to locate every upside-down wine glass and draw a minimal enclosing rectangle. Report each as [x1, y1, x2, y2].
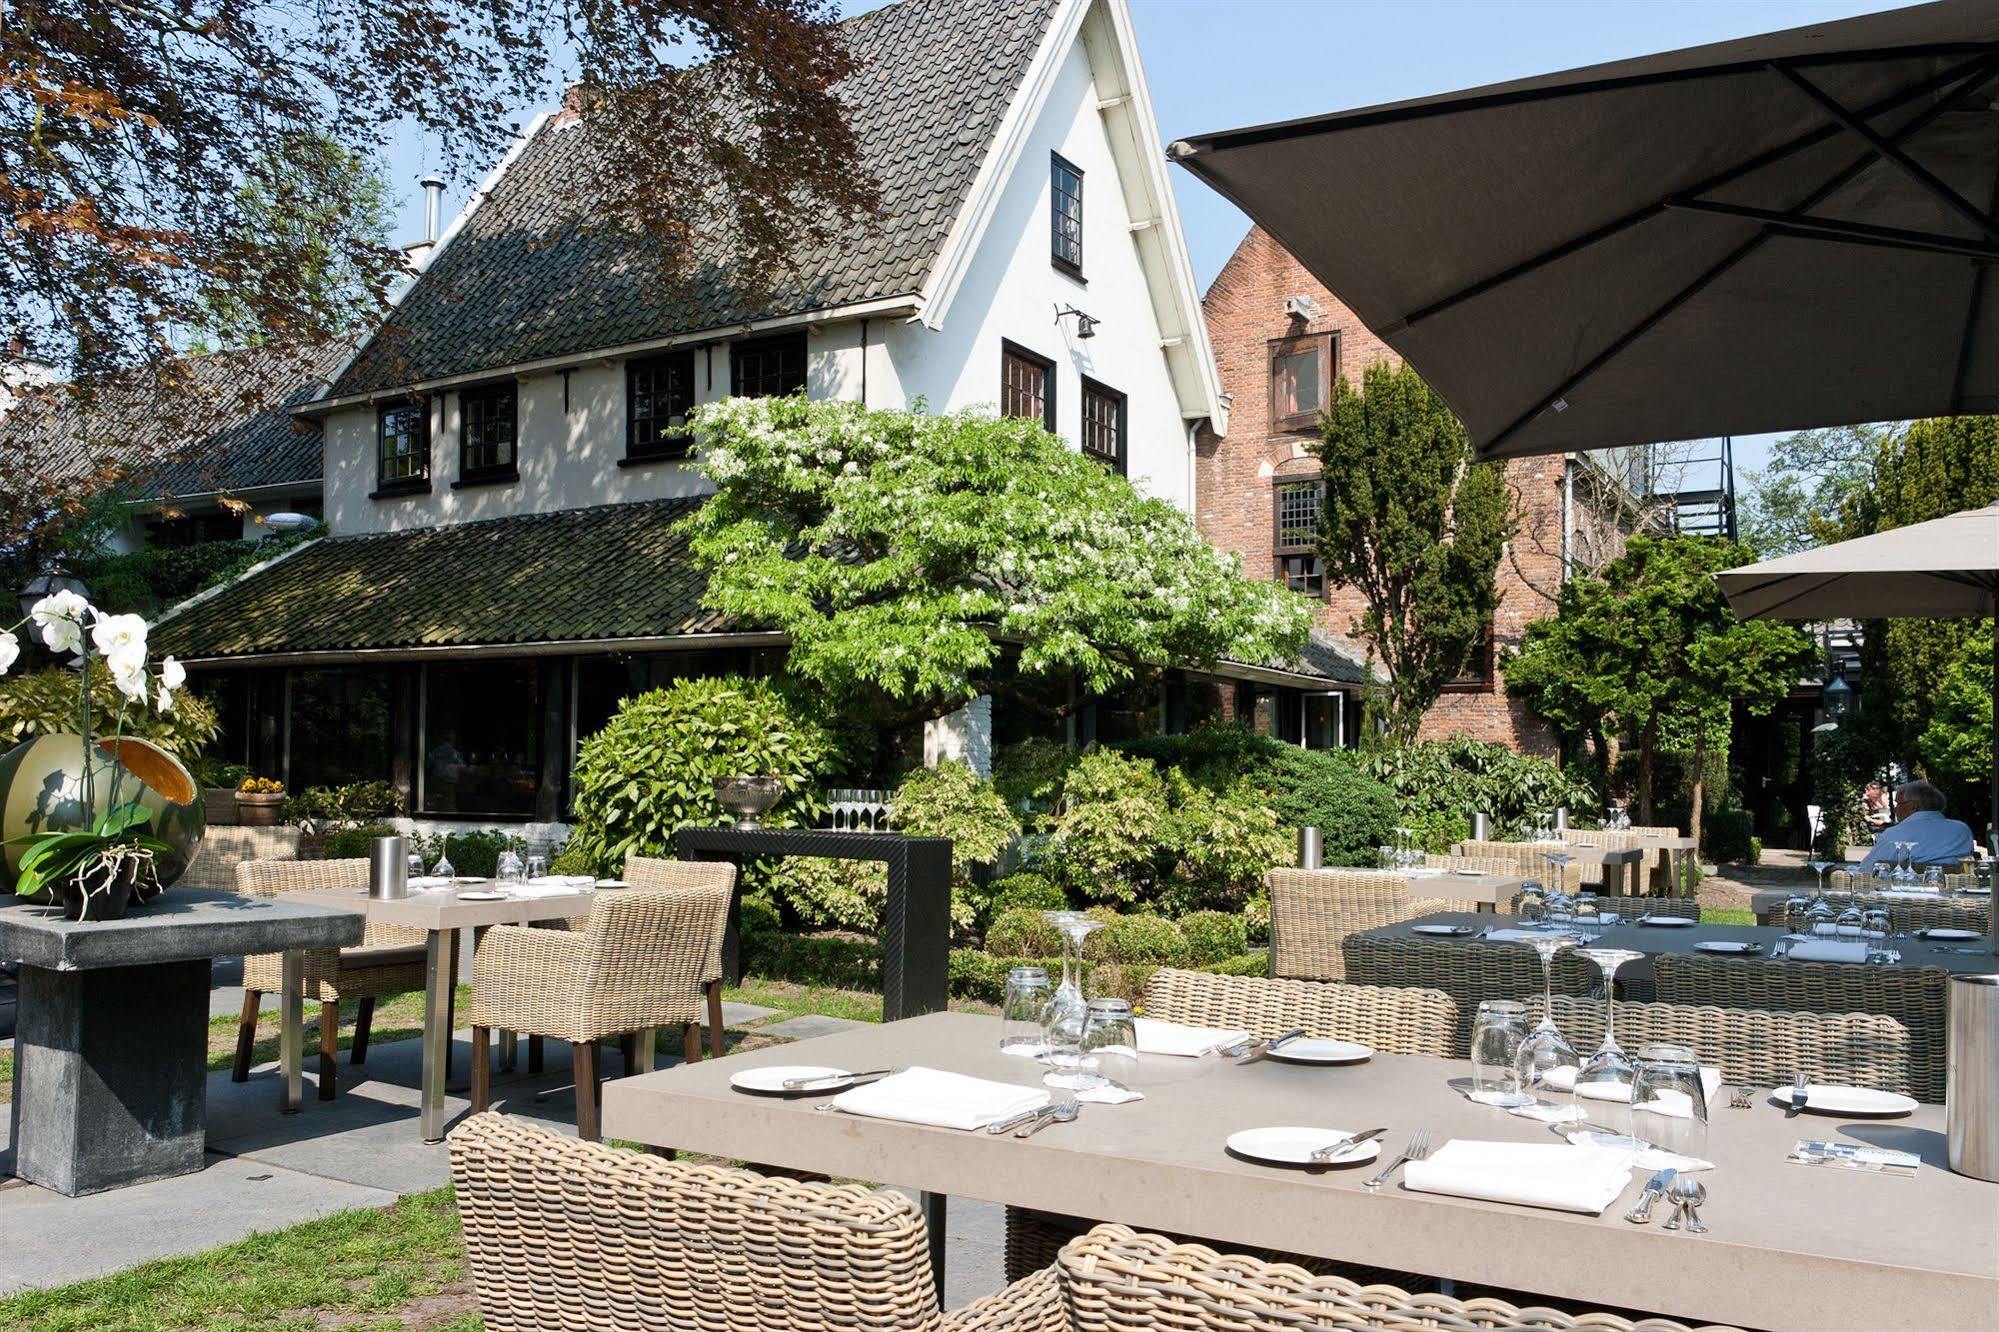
[1041, 912, 1106, 1090]
[1513, 935, 1579, 1104]
[1570, 947, 1648, 1149]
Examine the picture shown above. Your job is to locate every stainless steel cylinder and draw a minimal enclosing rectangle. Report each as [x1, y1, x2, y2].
[1471, 811, 1492, 843]
[1947, 973, 1999, 1181]
[1553, 806, 1570, 833]
[368, 834, 409, 900]
[1297, 826, 1323, 870]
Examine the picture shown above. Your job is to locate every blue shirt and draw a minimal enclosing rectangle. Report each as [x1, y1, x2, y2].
[1855, 809, 1975, 869]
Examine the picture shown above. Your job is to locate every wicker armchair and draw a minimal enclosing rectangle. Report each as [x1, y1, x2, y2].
[449, 1112, 1065, 1332]
[1449, 840, 1586, 893]
[1527, 995, 1916, 1098]
[1267, 868, 1458, 981]
[1653, 954, 1949, 1103]
[1340, 933, 1594, 1054]
[231, 858, 428, 1100]
[466, 860, 734, 1140]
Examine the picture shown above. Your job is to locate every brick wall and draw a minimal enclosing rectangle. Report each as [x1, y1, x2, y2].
[1196, 227, 1629, 757]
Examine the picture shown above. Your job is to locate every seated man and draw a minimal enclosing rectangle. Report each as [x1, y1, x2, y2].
[1854, 780, 1974, 869]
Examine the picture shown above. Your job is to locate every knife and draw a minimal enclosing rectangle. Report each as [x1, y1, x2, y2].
[986, 1102, 1054, 1135]
[1622, 1167, 1677, 1224]
[1309, 1126, 1388, 1163]
[1235, 1028, 1308, 1065]
[1787, 1072, 1810, 1118]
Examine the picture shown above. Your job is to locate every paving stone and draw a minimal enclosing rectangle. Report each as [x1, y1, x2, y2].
[719, 1001, 780, 1027]
[759, 1014, 872, 1041]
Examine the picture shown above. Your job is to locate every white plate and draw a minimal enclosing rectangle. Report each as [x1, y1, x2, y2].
[1639, 916, 1698, 927]
[1449, 869, 1489, 877]
[1411, 924, 1476, 937]
[1696, 940, 1757, 954]
[1267, 1039, 1373, 1065]
[595, 879, 631, 890]
[1922, 928, 1981, 941]
[1767, 1085, 1917, 1117]
[1226, 1126, 1382, 1167]
[455, 890, 505, 901]
[730, 1065, 852, 1095]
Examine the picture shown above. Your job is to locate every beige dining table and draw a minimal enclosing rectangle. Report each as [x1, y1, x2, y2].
[600, 1011, 1997, 1331]
[1401, 869, 1529, 912]
[273, 882, 597, 1141]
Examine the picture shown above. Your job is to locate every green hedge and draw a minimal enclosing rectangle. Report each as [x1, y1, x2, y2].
[1176, 910, 1248, 966]
[986, 907, 1064, 959]
[948, 951, 1070, 1004]
[323, 824, 398, 860]
[1704, 808, 1760, 865]
[1083, 913, 1190, 968]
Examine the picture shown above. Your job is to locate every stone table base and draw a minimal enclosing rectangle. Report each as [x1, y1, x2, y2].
[10, 959, 210, 1196]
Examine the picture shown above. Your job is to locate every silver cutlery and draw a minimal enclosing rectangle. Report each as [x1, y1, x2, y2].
[1235, 1028, 1308, 1065]
[1623, 1167, 1677, 1224]
[782, 1068, 893, 1090]
[1309, 1127, 1388, 1164]
[987, 1102, 1056, 1134]
[1677, 1178, 1708, 1234]
[1363, 1127, 1432, 1190]
[1787, 1072, 1810, 1118]
[1015, 1099, 1080, 1137]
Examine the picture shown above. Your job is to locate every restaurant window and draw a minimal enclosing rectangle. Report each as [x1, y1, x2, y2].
[1445, 622, 1497, 692]
[1050, 152, 1084, 276]
[147, 510, 244, 547]
[1080, 377, 1125, 473]
[731, 332, 807, 399]
[1001, 341, 1055, 431]
[1273, 478, 1324, 596]
[286, 668, 395, 791]
[458, 381, 518, 483]
[626, 350, 696, 462]
[420, 661, 540, 817]
[1270, 333, 1334, 433]
[375, 400, 430, 494]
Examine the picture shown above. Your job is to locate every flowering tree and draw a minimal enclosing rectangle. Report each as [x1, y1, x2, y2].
[683, 397, 1314, 733]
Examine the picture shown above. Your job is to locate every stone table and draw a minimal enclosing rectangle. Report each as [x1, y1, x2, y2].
[1, 888, 362, 1196]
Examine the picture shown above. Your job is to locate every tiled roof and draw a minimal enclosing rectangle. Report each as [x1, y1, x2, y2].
[331, 0, 1061, 397]
[0, 340, 343, 500]
[1266, 630, 1371, 686]
[153, 498, 726, 660]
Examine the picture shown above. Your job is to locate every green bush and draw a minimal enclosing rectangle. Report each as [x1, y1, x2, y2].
[986, 872, 1068, 919]
[0, 661, 220, 762]
[1358, 737, 1599, 851]
[1163, 777, 1289, 914]
[415, 829, 524, 879]
[740, 893, 783, 941]
[948, 949, 1069, 1004]
[285, 781, 403, 832]
[549, 843, 595, 876]
[744, 932, 881, 990]
[985, 907, 1064, 959]
[189, 756, 250, 790]
[322, 824, 398, 860]
[893, 760, 1018, 871]
[1051, 750, 1176, 903]
[1176, 910, 1248, 966]
[1083, 913, 1190, 968]
[1199, 950, 1271, 978]
[1704, 808, 1759, 865]
[1094, 961, 1158, 1004]
[1241, 893, 1271, 947]
[992, 737, 1077, 814]
[564, 676, 833, 876]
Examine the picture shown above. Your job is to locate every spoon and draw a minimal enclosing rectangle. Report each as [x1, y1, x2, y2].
[1680, 1178, 1709, 1234]
[1016, 1099, 1080, 1137]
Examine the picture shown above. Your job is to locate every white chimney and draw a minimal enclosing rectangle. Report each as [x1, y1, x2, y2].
[401, 175, 449, 272]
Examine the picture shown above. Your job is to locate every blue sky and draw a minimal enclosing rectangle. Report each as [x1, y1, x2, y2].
[376, 0, 1916, 473]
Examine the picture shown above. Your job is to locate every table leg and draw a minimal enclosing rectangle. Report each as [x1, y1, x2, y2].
[420, 931, 453, 1143]
[499, 1031, 517, 1072]
[921, 1190, 947, 1304]
[634, 1027, 656, 1075]
[1475, 900, 1496, 915]
[279, 948, 304, 1114]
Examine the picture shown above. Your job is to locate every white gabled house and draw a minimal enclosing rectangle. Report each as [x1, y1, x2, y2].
[152, 0, 1355, 825]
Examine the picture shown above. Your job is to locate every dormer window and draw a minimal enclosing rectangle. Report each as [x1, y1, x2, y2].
[373, 399, 431, 497]
[626, 350, 696, 464]
[1051, 153, 1084, 276]
[457, 382, 518, 486]
[731, 332, 807, 398]
[1081, 377, 1125, 474]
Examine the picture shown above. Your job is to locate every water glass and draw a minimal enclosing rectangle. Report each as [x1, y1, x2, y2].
[1516, 881, 1546, 926]
[1469, 1000, 1533, 1107]
[407, 851, 425, 882]
[432, 851, 457, 885]
[496, 851, 525, 894]
[1080, 998, 1138, 1087]
[525, 854, 548, 882]
[1000, 966, 1051, 1056]
[1630, 1043, 1709, 1162]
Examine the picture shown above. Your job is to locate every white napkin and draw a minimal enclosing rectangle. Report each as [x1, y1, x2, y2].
[1402, 1140, 1635, 1214]
[829, 1067, 1046, 1131]
[1570, 1066, 1723, 1106]
[1787, 939, 1869, 963]
[507, 877, 594, 898]
[1402, 867, 1445, 879]
[1133, 1018, 1248, 1058]
[1076, 1084, 1143, 1104]
[1480, 928, 1549, 942]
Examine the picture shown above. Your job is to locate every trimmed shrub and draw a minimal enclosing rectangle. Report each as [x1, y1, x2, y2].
[1093, 962, 1158, 1004]
[992, 737, 1077, 813]
[1051, 751, 1175, 903]
[549, 843, 595, 876]
[1176, 910, 1249, 966]
[416, 829, 523, 879]
[986, 907, 1065, 959]
[1083, 913, 1190, 968]
[743, 932, 881, 990]
[322, 824, 398, 860]
[740, 894, 783, 942]
[1359, 737, 1599, 851]
[1200, 950, 1271, 978]
[1164, 777, 1289, 914]
[1704, 808, 1759, 865]
[949, 949, 1067, 1004]
[986, 872, 1067, 919]
[1241, 893, 1271, 947]
[565, 676, 833, 877]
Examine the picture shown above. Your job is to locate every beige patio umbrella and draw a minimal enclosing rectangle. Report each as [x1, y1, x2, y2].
[1717, 502, 1998, 953]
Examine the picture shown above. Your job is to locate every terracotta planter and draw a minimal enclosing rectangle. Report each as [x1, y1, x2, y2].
[0, 734, 206, 894]
[236, 791, 284, 826]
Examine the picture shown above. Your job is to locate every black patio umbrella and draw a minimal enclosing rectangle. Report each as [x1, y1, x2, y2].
[1170, 0, 1999, 462]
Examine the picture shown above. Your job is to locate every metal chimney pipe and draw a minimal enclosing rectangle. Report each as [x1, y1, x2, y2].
[419, 175, 446, 242]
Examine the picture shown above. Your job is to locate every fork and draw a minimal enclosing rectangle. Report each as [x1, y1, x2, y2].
[1363, 1127, 1431, 1191]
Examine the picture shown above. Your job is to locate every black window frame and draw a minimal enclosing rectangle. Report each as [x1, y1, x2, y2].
[1050, 152, 1084, 277]
[1000, 340, 1057, 432]
[624, 349, 698, 465]
[1443, 622, 1498, 692]
[1269, 332, 1335, 433]
[1079, 375, 1126, 475]
[730, 332, 808, 400]
[372, 399, 431, 498]
[1272, 476, 1325, 597]
[455, 380, 519, 487]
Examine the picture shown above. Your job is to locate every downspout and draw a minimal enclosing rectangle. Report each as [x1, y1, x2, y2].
[1561, 455, 1575, 578]
[1187, 419, 1201, 519]
[859, 317, 870, 406]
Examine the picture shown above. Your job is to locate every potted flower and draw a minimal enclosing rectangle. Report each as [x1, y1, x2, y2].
[0, 591, 202, 920]
[236, 776, 285, 826]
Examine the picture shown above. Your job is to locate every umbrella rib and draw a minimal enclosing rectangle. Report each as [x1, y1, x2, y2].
[1388, 54, 1999, 334]
[1952, 164, 1999, 412]
[1771, 61, 1999, 246]
[1661, 200, 1999, 262]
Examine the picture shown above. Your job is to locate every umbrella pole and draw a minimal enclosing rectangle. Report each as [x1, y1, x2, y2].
[1990, 614, 1997, 956]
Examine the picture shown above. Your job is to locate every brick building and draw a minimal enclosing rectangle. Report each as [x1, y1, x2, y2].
[1195, 227, 1640, 755]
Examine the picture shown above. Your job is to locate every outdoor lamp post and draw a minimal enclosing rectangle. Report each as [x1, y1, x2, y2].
[18, 570, 88, 621]
[1822, 674, 1852, 720]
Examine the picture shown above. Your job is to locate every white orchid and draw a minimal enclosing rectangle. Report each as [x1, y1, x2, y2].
[30, 589, 91, 654]
[90, 612, 149, 669]
[160, 655, 186, 692]
[155, 682, 176, 713]
[109, 653, 150, 703]
[0, 628, 17, 676]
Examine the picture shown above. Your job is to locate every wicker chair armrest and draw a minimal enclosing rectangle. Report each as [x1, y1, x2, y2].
[941, 1267, 1067, 1331]
[467, 924, 588, 1029]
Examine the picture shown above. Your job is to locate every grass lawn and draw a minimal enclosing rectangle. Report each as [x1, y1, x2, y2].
[1697, 907, 1757, 927]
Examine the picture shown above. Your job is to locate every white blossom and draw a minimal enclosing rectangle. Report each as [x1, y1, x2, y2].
[91, 611, 149, 667]
[110, 654, 149, 703]
[156, 682, 176, 712]
[0, 628, 17, 676]
[160, 655, 186, 692]
[30, 590, 91, 654]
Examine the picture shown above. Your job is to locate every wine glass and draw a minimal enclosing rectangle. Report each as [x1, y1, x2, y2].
[1040, 912, 1103, 1089]
[1835, 903, 1866, 939]
[407, 850, 426, 883]
[1808, 856, 1834, 902]
[1513, 935, 1579, 1102]
[1630, 1043, 1708, 1164]
[1080, 999, 1138, 1088]
[1470, 999, 1533, 1107]
[432, 849, 457, 886]
[1000, 966, 1051, 1056]
[1804, 894, 1838, 937]
[1515, 880, 1547, 926]
[496, 851, 525, 894]
[1571, 947, 1647, 1148]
